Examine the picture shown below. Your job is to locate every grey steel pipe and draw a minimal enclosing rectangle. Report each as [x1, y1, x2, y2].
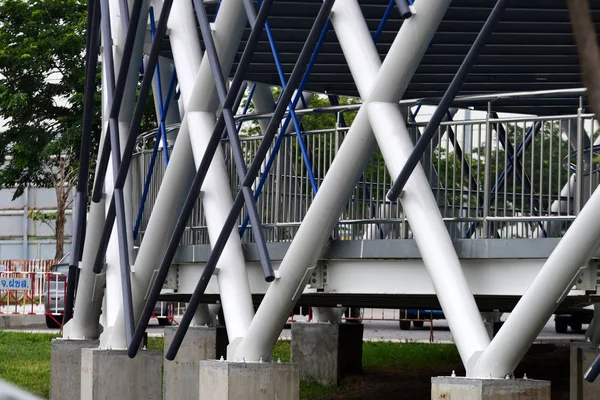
[164, 0, 335, 361]
[394, 0, 412, 19]
[64, 0, 101, 325]
[193, 0, 273, 280]
[127, 0, 276, 358]
[387, 0, 508, 202]
[92, 0, 174, 275]
[97, 0, 146, 345]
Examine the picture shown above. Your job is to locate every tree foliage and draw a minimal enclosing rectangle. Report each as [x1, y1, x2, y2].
[0, 0, 100, 258]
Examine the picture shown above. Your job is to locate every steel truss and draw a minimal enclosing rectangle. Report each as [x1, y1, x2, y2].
[63, 0, 600, 384]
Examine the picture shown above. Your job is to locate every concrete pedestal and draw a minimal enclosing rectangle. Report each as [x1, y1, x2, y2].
[81, 348, 162, 400]
[50, 339, 99, 400]
[163, 326, 228, 400]
[571, 341, 600, 400]
[199, 360, 299, 400]
[291, 322, 363, 385]
[431, 377, 551, 400]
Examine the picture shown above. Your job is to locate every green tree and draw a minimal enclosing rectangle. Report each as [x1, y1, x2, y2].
[0, 0, 98, 259]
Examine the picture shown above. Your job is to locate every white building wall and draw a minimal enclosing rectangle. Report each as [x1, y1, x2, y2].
[0, 187, 73, 260]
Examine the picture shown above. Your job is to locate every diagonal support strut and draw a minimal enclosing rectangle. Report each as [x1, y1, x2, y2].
[192, 0, 273, 281]
[127, 0, 277, 358]
[164, 0, 335, 361]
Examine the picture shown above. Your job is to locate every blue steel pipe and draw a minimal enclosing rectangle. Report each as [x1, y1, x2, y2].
[241, 0, 408, 236]
[238, 19, 332, 236]
[236, 82, 256, 132]
[373, 0, 396, 42]
[257, 0, 319, 194]
[149, 7, 171, 166]
[133, 67, 178, 240]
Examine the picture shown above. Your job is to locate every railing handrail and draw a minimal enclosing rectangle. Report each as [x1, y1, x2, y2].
[233, 87, 588, 123]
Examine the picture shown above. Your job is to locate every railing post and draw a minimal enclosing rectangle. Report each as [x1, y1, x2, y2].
[483, 102, 493, 238]
[575, 96, 584, 215]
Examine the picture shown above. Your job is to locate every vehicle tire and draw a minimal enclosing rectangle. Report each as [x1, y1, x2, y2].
[158, 318, 172, 326]
[346, 307, 362, 324]
[555, 319, 568, 334]
[399, 320, 411, 330]
[45, 315, 62, 329]
[412, 320, 424, 329]
[570, 321, 582, 333]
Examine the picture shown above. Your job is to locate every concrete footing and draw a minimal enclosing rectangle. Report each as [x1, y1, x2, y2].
[163, 325, 228, 400]
[291, 322, 364, 385]
[571, 341, 600, 400]
[81, 348, 162, 400]
[50, 339, 99, 400]
[431, 377, 551, 400]
[199, 360, 299, 400]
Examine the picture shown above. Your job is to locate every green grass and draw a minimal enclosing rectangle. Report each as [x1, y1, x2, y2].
[362, 341, 460, 370]
[274, 340, 461, 399]
[147, 336, 164, 352]
[0, 331, 59, 398]
[0, 333, 460, 399]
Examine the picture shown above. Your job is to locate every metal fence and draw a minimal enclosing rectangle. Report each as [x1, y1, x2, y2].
[0, 271, 65, 316]
[0, 259, 57, 273]
[132, 90, 598, 245]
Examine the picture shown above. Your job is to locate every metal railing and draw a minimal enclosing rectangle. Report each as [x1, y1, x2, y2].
[131, 89, 597, 245]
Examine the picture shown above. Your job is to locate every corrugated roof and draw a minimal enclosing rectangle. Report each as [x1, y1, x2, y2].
[194, 0, 597, 115]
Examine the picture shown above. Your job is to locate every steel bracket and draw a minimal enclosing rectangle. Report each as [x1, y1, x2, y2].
[575, 260, 600, 291]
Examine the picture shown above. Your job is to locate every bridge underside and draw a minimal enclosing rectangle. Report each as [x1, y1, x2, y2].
[188, 0, 596, 115]
[159, 239, 599, 313]
[60, 0, 600, 392]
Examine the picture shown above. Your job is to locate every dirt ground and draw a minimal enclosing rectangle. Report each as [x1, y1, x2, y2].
[324, 344, 570, 400]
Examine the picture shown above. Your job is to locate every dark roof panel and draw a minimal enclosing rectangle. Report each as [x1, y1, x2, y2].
[197, 0, 598, 115]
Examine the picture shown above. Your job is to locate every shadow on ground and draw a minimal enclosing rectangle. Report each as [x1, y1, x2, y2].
[320, 344, 569, 400]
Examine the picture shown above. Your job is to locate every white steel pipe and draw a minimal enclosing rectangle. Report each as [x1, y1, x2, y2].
[124, 0, 200, 336]
[130, 0, 201, 326]
[63, 198, 106, 339]
[166, 0, 202, 107]
[180, 0, 254, 340]
[474, 183, 600, 377]
[186, 110, 255, 339]
[534, 175, 575, 238]
[234, 0, 453, 362]
[133, 0, 254, 342]
[99, 0, 151, 349]
[63, 61, 113, 339]
[368, 103, 490, 365]
[335, 4, 489, 366]
[253, 85, 344, 324]
[130, 119, 196, 319]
